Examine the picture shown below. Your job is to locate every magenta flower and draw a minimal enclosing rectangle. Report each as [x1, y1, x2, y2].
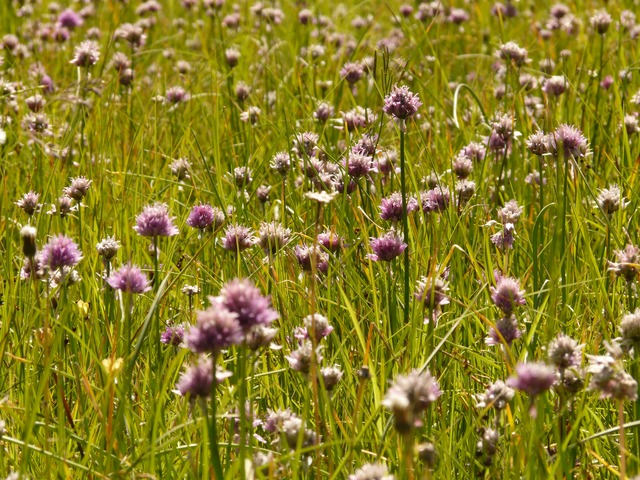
[380, 192, 419, 222]
[41, 235, 82, 271]
[107, 263, 151, 294]
[176, 359, 232, 399]
[186, 203, 224, 231]
[368, 230, 407, 262]
[383, 85, 422, 120]
[161, 323, 186, 346]
[57, 9, 83, 29]
[490, 274, 526, 314]
[185, 301, 244, 353]
[218, 278, 280, 331]
[133, 203, 179, 238]
[507, 362, 557, 397]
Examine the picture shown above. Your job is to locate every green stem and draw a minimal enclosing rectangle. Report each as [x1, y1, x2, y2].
[399, 128, 410, 327]
[205, 367, 225, 480]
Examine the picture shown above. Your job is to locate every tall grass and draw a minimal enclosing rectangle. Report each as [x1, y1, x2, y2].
[1, 0, 640, 478]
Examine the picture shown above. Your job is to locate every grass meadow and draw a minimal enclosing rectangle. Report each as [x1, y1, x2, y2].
[2, 0, 640, 478]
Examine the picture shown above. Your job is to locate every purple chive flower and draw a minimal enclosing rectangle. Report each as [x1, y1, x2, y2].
[340, 61, 365, 84]
[186, 203, 224, 231]
[63, 176, 92, 201]
[380, 192, 419, 222]
[344, 151, 375, 179]
[176, 359, 232, 399]
[218, 278, 280, 331]
[41, 235, 82, 271]
[486, 315, 522, 346]
[415, 274, 450, 311]
[596, 184, 622, 215]
[165, 86, 190, 104]
[133, 203, 179, 237]
[70, 40, 100, 67]
[286, 341, 323, 375]
[161, 323, 186, 346]
[107, 263, 151, 294]
[294, 245, 329, 274]
[550, 124, 589, 159]
[609, 244, 640, 282]
[368, 230, 407, 262]
[57, 9, 83, 29]
[420, 187, 451, 213]
[383, 85, 422, 120]
[221, 224, 256, 252]
[185, 301, 244, 353]
[496, 41, 528, 67]
[507, 362, 557, 397]
[490, 223, 516, 250]
[258, 221, 291, 254]
[475, 380, 515, 411]
[547, 334, 583, 370]
[302, 313, 333, 341]
[382, 369, 441, 433]
[490, 274, 526, 314]
[317, 229, 343, 253]
[498, 199, 523, 224]
[587, 352, 638, 401]
[16, 191, 41, 216]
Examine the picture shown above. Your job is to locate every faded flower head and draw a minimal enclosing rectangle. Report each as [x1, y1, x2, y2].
[547, 334, 582, 370]
[590, 9, 612, 34]
[383, 85, 422, 120]
[475, 380, 515, 411]
[317, 229, 343, 252]
[596, 184, 622, 215]
[16, 191, 41, 216]
[620, 309, 640, 349]
[344, 151, 375, 179]
[498, 200, 523, 224]
[70, 40, 100, 67]
[170, 158, 191, 180]
[63, 176, 92, 201]
[321, 365, 343, 391]
[20, 225, 37, 258]
[286, 340, 323, 375]
[302, 313, 333, 341]
[507, 362, 557, 397]
[41, 234, 82, 271]
[258, 221, 291, 254]
[587, 351, 638, 401]
[107, 263, 151, 294]
[542, 75, 567, 96]
[96, 236, 121, 261]
[349, 463, 395, 480]
[383, 368, 441, 433]
[368, 230, 407, 262]
[133, 203, 179, 237]
[271, 151, 292, 176]
[340, 61, 364, 84]
[222, 224, 256, 253]
[497, 41, 528, 67]
[415, 274, 450, 310]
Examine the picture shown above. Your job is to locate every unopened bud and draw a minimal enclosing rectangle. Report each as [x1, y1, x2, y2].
[20, 225, 37, 258]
